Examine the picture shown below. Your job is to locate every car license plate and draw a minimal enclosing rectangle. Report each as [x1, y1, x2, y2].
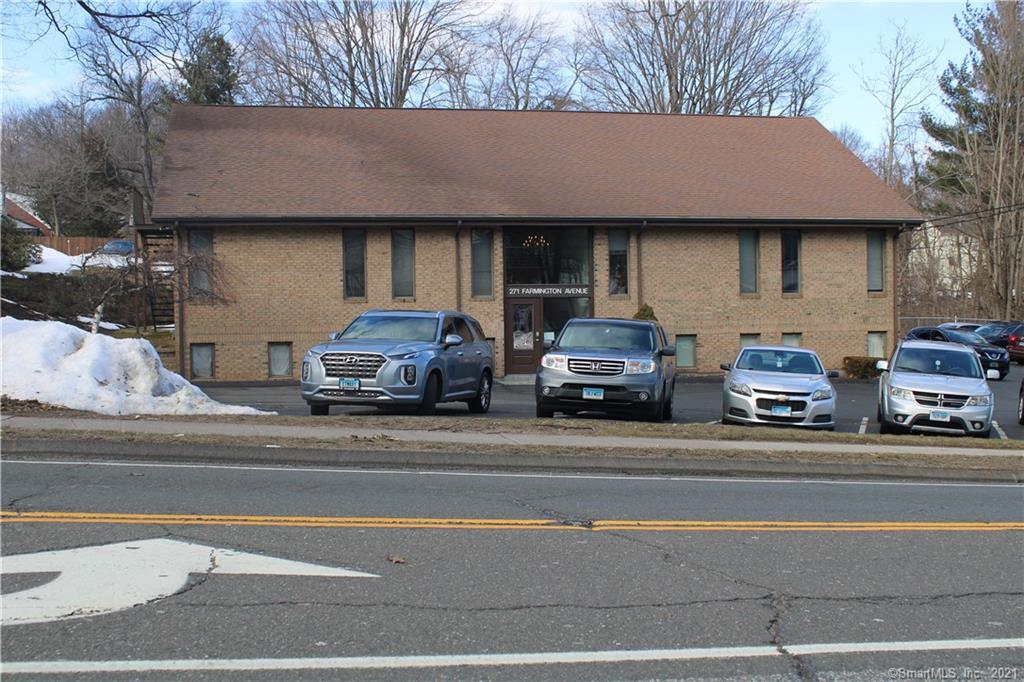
[771, 405, 792, 417]
[930, 410, 950, 422]
[340, 378, 360, 390]
[582, 387, 604, 400]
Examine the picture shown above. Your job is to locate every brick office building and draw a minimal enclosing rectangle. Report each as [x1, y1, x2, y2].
[152, 105, 922, 381]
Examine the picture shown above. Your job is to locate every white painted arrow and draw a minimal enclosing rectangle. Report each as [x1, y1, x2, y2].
[1, 538, 378, 625]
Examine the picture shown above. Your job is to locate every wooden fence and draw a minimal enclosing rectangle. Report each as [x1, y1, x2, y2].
[31, 236, 116, 256]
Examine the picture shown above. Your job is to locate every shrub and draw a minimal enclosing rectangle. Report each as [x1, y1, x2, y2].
[843, 356, 883, 379]
[1, 216, 41, 271]
[633, 304, 657, 321]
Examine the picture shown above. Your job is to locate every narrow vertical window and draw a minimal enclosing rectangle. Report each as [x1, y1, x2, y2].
[739, 229, 758, 294]
[471, 229, 493, 297]
[190, 343, 214, 379]
[781, 333, 802, 347]
[188, 230, 213, 298]
[342, 228, 366, 299]
[391, 228, 415, 298]
[675, 335, 696, 368]
[867, 331, 888, 358]
[268, 342, 292, 377]
[740, 333, 761, 348]
[608, 229, 629, 295]
[781, 230, 801, 293]
[867, 230, 885, 292]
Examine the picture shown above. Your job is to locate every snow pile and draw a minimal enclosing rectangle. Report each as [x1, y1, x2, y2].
[22, 246, 134, 275]
[1, 270, 27, 279]
[1, 317, 270, 416]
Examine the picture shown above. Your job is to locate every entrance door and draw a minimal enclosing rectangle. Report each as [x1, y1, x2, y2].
[505, 299, 543, 375]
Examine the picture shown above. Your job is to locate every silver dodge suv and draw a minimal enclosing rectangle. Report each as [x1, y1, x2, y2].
[535, 318, 676, 421]
[301, 310, 494, 416]
[876, 339, 999, 438]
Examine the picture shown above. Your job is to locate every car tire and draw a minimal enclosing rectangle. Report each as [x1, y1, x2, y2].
[536, 404, 554, 418]
[662, 389, 673, 421]
[1016, 359, 1024, 366]
[309, 403, 329, 416]
[646, 400, 665, 423]
[419, 373, 440, 416]
[879, 414, 896, 434]
[467, 371, 492, 414]
[1018, 394, 1024, 425]
[876, 404, 883, 423]
[973, 428, 991, 439]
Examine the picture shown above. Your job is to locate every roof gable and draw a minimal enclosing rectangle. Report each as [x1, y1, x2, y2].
[154, 106, 921, 225]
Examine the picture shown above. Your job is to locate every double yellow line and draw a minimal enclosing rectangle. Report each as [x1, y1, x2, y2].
[2, 511, 1022, 532]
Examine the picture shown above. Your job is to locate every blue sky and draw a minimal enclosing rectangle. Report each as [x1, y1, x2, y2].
[1, 1, 970, 144]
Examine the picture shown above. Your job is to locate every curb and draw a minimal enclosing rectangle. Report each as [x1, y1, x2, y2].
[3, 438, 1021, 484]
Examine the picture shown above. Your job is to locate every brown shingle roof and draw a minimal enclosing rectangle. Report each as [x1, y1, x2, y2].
[4, 197, 53, 236]
[153, 105, 922, 225]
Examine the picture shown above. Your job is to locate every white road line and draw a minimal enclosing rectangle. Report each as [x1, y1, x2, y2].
[2, 459, 1021, 488]
[3, 638, 1021, 674]
[993, 420, 1009, 440]
[858, 417, 869, 435]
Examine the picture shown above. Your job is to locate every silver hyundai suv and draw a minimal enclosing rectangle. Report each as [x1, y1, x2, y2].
[876, 339, 999, 438]
[535, 318, 676, 421]
[301, 310, 494, 416]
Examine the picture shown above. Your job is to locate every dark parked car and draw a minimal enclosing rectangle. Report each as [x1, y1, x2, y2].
[905, 326, 1009, 379]
[535, 318, 676, 421]
[974, 321, 1023, 349]
[1019, 377, 1024, 426]
[1002, 324, 1024, 365]
[98, 239, 135, 256]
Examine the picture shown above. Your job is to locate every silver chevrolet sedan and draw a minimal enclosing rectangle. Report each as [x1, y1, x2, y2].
[721, 346, 838, 430]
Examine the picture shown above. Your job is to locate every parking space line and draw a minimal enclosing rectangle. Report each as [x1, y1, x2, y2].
[858, 417, 868, 435]
[992, 421, 1008, 440]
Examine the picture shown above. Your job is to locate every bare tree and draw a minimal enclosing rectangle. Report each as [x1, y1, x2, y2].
[574, 0, 829, 115]
[241, 0, 473, 108]
[831, 124, 876, 168]
[855, 22, 937, 189]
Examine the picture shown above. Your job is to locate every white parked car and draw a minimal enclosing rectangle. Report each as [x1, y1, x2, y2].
[876, 339, 998, 438]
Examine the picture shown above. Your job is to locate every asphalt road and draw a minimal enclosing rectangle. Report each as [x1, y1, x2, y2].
[2, 458, 1022, 680]
[202, 362, 1024, 440]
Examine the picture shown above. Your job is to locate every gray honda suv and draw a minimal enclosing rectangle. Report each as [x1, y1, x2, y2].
[535, 318, 676, 421]
[301, 310, 494, 416]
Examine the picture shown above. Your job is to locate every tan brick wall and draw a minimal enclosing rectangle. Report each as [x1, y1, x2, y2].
[178, 224, 894, 380]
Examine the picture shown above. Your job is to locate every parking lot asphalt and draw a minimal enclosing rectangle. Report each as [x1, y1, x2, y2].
[200, 363, 1024, 440]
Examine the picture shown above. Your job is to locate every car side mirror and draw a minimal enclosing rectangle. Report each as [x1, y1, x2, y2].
[720, 363, 731, 371]
[443, 334, 463, 348]
[827, 370, 839, 378]
[986, 369, 1000, 380]
[543, 339, 553, 350]
[328, 332, 341, 341]
[661, 346, 676, 357]
[875, 360, 889, 372]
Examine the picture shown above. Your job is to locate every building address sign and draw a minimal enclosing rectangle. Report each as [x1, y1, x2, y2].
[505, 284, 592, 297]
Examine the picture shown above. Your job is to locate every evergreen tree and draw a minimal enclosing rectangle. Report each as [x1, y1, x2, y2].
[1, 215, 42, 271]
[177, 32, 239, 105]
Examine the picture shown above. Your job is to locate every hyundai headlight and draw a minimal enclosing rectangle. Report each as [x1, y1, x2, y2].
[889, 386, 914, 401]
[966, 395, 992, 406]
[541, 354, 567, 371]
[625, 359, 656, 374]
[390, 351, 421, 360]
[811, 387, 833, 401]
[729, 382, 752, 397]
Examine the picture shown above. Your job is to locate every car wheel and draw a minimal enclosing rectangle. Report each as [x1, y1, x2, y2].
[467, 371, 492, 414]
[309, 403, 329, 416]
[1018, 394, 1024, 425]
[879, 416, 896, 435]
[646, 399, 665, 423]
[1016, 359, 1024, 366]
[662, 389, 673, 421]
[973, 428, 991, 439]
[876, 404, 883, 423]
[536, 404, 554, 418]
[419, 373, 440, 416]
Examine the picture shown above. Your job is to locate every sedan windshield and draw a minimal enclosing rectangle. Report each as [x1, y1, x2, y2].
[340, 316, 438, 342]
[736, 349, 823, 374]
[557, 323, 654, 351]
[946, 329, 986, 346]
[893, 347, 982, 378]
[974, 324, 1007, 340]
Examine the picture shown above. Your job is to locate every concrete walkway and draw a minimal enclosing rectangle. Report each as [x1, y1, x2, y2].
[3, 416, 1022, 458]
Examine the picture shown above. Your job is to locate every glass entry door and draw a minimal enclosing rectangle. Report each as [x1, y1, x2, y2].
[505, 299, 543, 375]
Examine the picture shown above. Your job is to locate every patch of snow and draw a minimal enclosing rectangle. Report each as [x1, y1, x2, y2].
[1, 270, 27, 279]
[22, 246, 135, 274]
[1, 317, 271, 416]
[75, 316, 124, 331]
